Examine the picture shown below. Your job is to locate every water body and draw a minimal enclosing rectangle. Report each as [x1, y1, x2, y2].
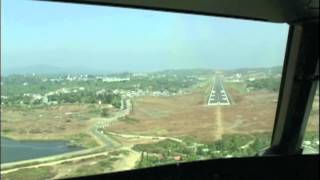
[0, 137, 83, 163]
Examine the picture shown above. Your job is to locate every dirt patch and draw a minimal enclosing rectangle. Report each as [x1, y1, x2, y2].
[107, 82, 277, 142]
[1, 104, 113, 141]
[222, 91, 278, 134]
[107, 81, 319, 143]
[112, 149, 140, 171]
[108, 98, 220, 141]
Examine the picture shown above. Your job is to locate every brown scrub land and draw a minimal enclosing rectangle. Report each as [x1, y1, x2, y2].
[1, 104, 117, 148]
[106, 81, 288, 143]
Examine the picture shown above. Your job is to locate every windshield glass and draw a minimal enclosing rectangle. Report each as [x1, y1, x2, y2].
[303, 84, 319, 154]
[1, 0, 289, 179]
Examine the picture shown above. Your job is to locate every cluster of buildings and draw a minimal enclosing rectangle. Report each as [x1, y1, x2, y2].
[3, 72, 203, 106]
[224, 71, 282, 83]
[113, 89, 186, 98]
[224, 73, 242, 83]
[3, 84, 188, 106]
[38, 74, 131, 83]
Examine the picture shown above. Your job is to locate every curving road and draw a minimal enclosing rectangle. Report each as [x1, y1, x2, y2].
[1, 98, 185, 175]
[1, 99, 132, 173]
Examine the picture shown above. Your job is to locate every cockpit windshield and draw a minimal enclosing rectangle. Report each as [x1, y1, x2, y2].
[0, 0, 297, 179]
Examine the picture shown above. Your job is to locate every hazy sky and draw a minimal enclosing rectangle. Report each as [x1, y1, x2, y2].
[2, 0, 289, 72]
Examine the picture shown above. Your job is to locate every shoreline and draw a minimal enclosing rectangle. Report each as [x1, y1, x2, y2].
[0, 146, 106, 171]
[1, 99, 130, 172]
[0, 133, 99, 150]
[1, 134, 70, 142]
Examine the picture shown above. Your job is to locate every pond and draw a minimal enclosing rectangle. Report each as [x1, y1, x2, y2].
[0, 137, 83, 163]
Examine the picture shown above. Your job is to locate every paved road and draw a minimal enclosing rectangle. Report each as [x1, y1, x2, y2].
[91, 99, 131, 149]
[106, 132, 183, 143]
[208, 76, 230, 106]
[1, 98, 188, 175]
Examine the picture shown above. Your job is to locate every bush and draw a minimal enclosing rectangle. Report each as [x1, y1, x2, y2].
[134, 133, 272, 168]
[247, 78, 280, 92]
[101, 108, 109, 117]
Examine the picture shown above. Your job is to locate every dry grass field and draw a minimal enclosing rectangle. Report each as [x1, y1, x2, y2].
[1, 80, 317, 145]
[1, 104, 116, 147]
[106, 81, 283, 142]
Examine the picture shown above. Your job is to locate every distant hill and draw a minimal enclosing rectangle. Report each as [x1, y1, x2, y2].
[2, 65, 111, 76]
[1, 65, 284, 76]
